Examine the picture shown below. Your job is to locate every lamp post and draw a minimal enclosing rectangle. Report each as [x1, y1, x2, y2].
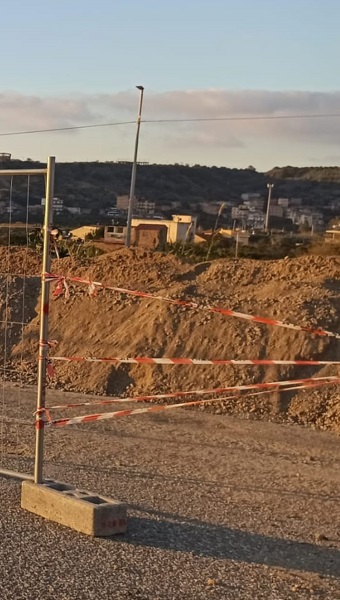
[125, 85, 144, 248]
[265, 183, 274, 232]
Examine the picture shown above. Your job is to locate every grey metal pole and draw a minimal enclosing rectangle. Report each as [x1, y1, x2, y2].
[265, 183, 274, 232]
[0, 168, 47, 176]
[34, 156, 55, 484]
[0, 467, 34, 481]
[125, 86, 144, 248]
[235, 232, 239, 258]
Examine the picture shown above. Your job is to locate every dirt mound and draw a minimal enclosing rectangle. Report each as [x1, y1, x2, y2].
[1, 247, 340, 431]
[55, 247, 193, 290]
[0, 246, 41, 276]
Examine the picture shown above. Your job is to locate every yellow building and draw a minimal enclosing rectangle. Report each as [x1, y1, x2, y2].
[218, 228, 250, 245]
[325, 229, 340, 242]
[194, 233, 208, 244]
[69, 226, 100, 241]
[131, 215, 196, 244]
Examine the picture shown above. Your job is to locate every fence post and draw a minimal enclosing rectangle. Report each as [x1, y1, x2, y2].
[34, 156, 55, 484]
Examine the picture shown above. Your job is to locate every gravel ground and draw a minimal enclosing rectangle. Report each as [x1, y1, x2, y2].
[1, 385, 340, 599]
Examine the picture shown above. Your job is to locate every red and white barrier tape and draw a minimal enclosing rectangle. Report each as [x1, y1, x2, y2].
[49, 355, 340, 367]
[46, 376, 339, 411]
[44, 273, 340, 341]
[44, 378, 340, 428]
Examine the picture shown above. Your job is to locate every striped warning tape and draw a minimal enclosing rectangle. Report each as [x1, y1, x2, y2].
[44, 273, 340, 341]
[46, 376, 339, 411]
[49, 355, 340, 367]
[44, 378, 340, 428]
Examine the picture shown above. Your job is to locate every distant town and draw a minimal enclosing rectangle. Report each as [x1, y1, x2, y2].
[0, 154, 339, 251]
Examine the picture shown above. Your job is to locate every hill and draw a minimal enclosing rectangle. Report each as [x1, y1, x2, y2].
[0, 158, 339, 227]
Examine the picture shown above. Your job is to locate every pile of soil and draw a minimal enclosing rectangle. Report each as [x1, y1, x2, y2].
[1, 247, 340, 431]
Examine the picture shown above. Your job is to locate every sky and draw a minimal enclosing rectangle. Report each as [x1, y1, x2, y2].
[1, 0, 340, 170]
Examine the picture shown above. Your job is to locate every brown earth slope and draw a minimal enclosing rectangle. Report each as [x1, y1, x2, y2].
[1, 247, 339, 431]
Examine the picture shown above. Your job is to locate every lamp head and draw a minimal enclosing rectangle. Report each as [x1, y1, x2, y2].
[136, 85, 144, 91]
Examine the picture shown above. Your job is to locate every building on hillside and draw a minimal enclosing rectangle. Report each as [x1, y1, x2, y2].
[65, 206, 82, 215]
[243, 198, 264, 210]
[134, 199, 155, 216]
[290, 197, 302, 207]
[69, 225, 100, 241]
[246, 209, 265, 228]
[231, 206, 249, 220]
[277, 198, 290, 208]
[285, 208, 324, 228]
[241, 193, 261, 201]
[116, 195, 155, 216]
[131, 214, 196, 244]
[269, 205, 284, 218]
[199, 200, 231, 215]
[0, 153, 11, 162]
[285, 208, 299, 223]
[41, 197, 64, 215]
[0, 201, 22, 214]
[29, 204, 44, 215]
[299, 210, 323, 228]
[106, 207, 123, 217]
[277, 197, 302, 209]
[116, 195, 129, 210]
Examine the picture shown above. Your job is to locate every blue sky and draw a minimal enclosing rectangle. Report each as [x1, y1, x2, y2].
[1, 0, 340, 169]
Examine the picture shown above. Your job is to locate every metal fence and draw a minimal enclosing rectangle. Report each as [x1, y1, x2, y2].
[0, 157, 55, 482]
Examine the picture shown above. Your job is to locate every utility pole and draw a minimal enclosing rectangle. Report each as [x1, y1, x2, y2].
[265, 183, 274, 232]
[125, 85, 144, 248]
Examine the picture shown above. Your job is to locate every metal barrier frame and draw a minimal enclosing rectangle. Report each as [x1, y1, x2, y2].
[0, 156, 55, 483]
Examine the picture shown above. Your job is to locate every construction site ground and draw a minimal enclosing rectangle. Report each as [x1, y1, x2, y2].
[0, 247, 340, 598]
[0, 248, 340, 430]
[1, 385, 340, 600]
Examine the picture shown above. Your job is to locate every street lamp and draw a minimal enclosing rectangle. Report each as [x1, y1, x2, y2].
[265, 183, 274, 232]
[125, 85, 144, 247]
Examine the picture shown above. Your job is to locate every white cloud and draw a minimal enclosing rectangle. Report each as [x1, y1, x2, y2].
[0, 89, 339, 166]
[90, 88, 340, 118]
[0, 92, 97, 131]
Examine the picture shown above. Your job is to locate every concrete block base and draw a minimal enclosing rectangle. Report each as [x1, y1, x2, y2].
[21, 480, 127, 537]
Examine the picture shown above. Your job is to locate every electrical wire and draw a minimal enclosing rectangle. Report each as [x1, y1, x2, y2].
[0, 120, 136, 137]
[0, 113, 339, 138]
[144, 113, 340, 123]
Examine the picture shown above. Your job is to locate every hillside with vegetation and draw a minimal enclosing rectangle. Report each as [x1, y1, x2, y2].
[267, 166, 340, 182]
[0, 158, 339, 227]
[266, 166, 340, 212]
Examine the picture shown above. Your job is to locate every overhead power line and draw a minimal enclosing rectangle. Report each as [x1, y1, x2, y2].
[0, 120, 136, 137]
[145, 113, 340, 123]
[0, 113, 339, 138]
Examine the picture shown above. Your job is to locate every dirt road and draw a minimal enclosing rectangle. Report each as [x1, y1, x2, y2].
[1, 385, 340, 599]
